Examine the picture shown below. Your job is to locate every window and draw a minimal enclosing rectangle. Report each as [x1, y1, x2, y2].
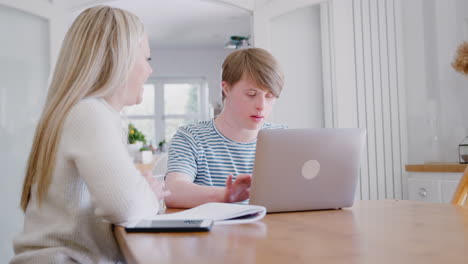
[123, 78, 210, 146]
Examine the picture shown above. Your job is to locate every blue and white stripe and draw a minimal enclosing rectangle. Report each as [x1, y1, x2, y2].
[167, 119, 285, 187]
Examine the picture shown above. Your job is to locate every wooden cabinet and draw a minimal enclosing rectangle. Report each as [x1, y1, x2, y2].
[440, 180, 460, 203]
[407, 177, 440, 202]
[406, 164, 465, 203]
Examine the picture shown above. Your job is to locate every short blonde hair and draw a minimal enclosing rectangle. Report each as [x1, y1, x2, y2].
[20, 5, 145, 211]
[221, 48, 284, 101]
[452, 42, 468, 75]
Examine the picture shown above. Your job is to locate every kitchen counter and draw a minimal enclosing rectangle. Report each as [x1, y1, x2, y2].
[405, 163, 467, 173]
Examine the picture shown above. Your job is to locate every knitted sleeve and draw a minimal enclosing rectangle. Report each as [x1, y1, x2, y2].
[63, 99, 159, 225]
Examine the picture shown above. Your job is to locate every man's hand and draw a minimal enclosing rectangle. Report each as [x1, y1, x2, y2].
[224, 174, 252, 203]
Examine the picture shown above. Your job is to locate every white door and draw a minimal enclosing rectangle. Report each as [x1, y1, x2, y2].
[0, 1, 67, 261]
[252, 0, 326, 129]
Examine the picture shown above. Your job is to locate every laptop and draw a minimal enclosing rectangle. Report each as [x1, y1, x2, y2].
[249, 128, 366, 213]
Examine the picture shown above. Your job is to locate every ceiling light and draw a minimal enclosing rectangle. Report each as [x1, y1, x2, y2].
[224, 36, 250, 49]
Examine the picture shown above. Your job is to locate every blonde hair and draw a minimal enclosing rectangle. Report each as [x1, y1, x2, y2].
[20, 5, 145, 211]
[452, 42, 468, 75]
[221, 48, 284, 101]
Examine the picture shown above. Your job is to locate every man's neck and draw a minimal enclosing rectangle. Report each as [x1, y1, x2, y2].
[214, 114, 259, 143]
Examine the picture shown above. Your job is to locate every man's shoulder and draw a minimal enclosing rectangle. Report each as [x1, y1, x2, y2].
[261, 122, 288, 130]
[175, 120, 214, 139]
[179, 120, 212, 132]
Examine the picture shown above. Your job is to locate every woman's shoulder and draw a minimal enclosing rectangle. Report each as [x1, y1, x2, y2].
[71, 97, 108, 113]
[68, 98, 115, 119]
[62, 98, 122, 147]
[65, 97, 119, 131]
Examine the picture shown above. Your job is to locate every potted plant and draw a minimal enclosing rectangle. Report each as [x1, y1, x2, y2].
[128, 123, 147, 145]
[158, 139, 167, 152]
[127, 123, 147, 161]
[138, 145, 153, 164]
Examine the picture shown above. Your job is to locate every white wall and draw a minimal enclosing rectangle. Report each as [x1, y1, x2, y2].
[332, 0, 406, 200]
[0, 2, 65, 262]
[0, 1, 68, 263]
[270, 4, 324, 129]
[150, 47, 233, 106]
[403, 0, 468, 164]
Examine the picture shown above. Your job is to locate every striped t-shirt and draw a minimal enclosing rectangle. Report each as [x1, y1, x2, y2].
[167, 119, 286, 186]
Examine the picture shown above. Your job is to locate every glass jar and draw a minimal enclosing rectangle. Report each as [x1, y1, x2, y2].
[458, 137, 468, 164]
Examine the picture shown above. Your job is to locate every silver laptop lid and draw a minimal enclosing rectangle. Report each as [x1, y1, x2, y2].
[249, 128, 366, 213]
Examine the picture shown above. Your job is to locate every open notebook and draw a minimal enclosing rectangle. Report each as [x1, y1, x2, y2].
[126, 203, 266, 227]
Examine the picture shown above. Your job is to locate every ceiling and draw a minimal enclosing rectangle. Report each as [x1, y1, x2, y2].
[69, 0, 252, 49]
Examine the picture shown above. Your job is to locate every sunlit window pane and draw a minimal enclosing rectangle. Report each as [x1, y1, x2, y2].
[165, 118, 195, 142]
[164, 83, 199, 115]
[123, 79, 206, 146]
[123, 84, 155, 116]
[127, 119, 155, 145]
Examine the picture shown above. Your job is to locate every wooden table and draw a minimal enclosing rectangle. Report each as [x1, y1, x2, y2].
[405, 163, 467, 173]
[115, 200, 468, 264]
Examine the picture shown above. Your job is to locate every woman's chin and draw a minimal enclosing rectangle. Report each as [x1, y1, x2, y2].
[135, 95, 144, 105]
[125, 98, 142, 107]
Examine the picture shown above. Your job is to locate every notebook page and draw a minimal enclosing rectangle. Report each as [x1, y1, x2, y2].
[145, 203, 266, 225]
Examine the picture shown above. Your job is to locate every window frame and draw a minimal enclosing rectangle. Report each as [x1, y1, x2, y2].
[125, 77, 210, 145]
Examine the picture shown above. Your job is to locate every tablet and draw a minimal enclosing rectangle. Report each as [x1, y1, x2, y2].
[125, 219, 214, 233]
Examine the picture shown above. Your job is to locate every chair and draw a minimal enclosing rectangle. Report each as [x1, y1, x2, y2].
[152, 152, 168, 176]
[452, 166, 468, 206]
[134, 152, 168, 176]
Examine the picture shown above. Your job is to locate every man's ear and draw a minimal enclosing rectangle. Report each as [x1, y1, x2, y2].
[221, 81, 230, 97]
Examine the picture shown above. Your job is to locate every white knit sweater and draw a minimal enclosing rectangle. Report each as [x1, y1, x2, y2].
[11, 98, 159, 264]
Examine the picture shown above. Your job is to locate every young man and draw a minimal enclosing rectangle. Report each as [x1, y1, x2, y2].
[165, 48, 285, 208]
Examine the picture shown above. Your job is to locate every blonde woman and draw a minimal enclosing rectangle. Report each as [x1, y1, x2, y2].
[11, 6, 168, 263]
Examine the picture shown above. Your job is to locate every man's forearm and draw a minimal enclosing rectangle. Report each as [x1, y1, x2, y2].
[165, 180, 225, 208]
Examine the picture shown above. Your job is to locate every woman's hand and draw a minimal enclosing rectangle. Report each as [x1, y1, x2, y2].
[224, 174, 252, 203]
[143, 171, 171, 200]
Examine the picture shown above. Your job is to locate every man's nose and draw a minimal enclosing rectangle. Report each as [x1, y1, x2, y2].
[255, 96, 265, 110]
